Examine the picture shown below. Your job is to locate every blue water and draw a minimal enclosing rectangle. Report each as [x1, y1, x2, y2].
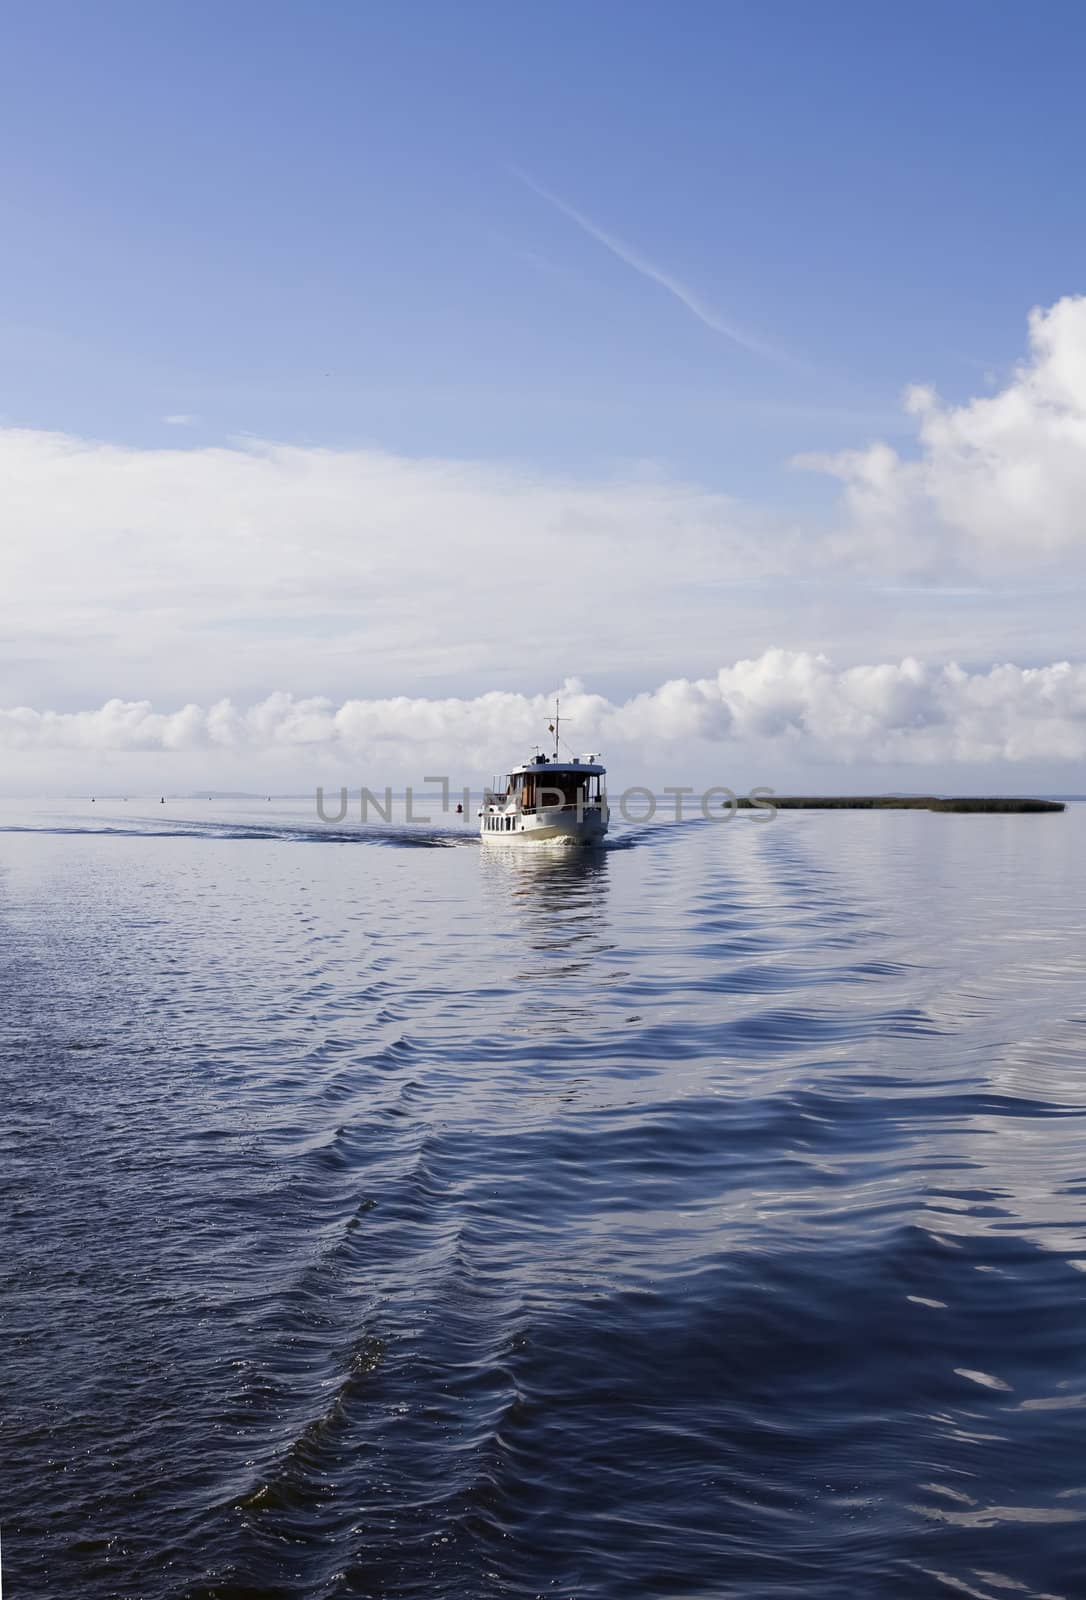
[2, 797, 1085, 1599]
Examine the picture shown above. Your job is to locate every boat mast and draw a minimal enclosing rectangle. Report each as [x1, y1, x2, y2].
[553, 697, 559, 760]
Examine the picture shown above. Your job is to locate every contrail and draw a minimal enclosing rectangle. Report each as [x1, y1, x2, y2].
[512, 166, 784, 364]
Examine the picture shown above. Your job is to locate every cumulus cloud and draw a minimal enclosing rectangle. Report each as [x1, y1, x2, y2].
[5, 653, 1086, 772]
[799, 294, 1086, 572]
[5, 295, 1086, 745]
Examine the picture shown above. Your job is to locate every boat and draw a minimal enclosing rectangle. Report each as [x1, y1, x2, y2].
[479, 700, 608, 846]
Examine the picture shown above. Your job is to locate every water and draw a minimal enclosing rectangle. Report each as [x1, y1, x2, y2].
[2, 797, 1085, 1599]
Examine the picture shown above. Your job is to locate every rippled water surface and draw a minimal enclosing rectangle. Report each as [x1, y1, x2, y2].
[3, 797, 1086, 1599]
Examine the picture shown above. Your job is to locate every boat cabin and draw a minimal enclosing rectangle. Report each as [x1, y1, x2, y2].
[481, 753, 606, 833]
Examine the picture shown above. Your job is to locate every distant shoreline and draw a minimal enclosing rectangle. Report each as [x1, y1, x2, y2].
[735, 796, 1066, 813]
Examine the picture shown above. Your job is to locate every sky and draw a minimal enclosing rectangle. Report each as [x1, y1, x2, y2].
[2, 0, 1086, 793]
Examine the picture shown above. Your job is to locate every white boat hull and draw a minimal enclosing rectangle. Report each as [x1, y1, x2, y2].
[479, 805, 608, 846]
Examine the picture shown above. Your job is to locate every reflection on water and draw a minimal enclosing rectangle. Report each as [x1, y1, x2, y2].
[481, 833, 610, 896]
[479, 845, 613, 1034]
[1, 799, 1085, 1599]
[482, 839, 610, 929]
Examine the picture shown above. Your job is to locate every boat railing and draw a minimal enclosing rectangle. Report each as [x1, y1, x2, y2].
[482, 792, 605, 814]
[521, 800, 604, 815]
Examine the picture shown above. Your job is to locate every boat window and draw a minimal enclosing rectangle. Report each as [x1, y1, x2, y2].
[536, 772, 591, 807]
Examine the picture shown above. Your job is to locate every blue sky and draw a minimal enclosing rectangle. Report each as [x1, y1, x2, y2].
[4, 2, 1086, 789]
[2, 0, 1082, 485]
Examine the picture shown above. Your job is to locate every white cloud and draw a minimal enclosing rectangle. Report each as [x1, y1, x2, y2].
[5, 294, 1086, 773]
[798, 294, 1086, 572]
[5, 653, 1086, 774]
[162, 413, 196, 426]
[0, 424, 810, 709]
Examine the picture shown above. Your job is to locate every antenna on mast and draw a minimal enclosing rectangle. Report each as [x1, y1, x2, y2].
[547, 696, 560, 760]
